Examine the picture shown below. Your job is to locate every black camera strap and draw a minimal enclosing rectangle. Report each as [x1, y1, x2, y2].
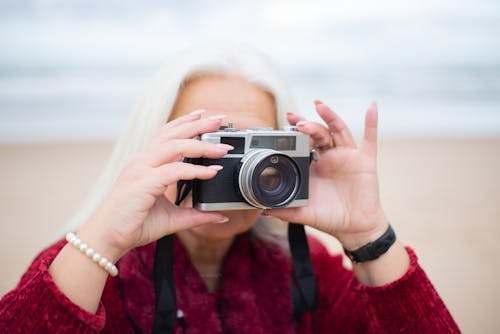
[152, 233, 176, 333]
[288, 223, 319, 316]
[152, 181, 190, 333]
[152, 180, 318, 334]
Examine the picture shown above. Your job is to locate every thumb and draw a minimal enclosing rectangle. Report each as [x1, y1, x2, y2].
[168, 206, 229, 232]
[362, 101, 379, 156]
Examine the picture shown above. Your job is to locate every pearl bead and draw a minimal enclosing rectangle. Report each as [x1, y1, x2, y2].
[92, 253, 101, 262]
[99, 258, 108, 267]
[109, 266, 118, 277]
[86, 248, 95, 257]
[65, 232, 118, 277]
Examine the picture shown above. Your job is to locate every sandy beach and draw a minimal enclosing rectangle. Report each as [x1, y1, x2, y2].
[0, 138, 499, 332]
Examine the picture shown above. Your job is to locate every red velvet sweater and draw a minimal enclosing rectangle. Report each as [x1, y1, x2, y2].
[0, 232, 460, 333]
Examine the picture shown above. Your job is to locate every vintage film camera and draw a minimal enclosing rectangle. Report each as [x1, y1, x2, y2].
[192, 124, 310, 210]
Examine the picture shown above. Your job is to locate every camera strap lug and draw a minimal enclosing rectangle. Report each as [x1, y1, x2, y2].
[310, 149, 319, 162]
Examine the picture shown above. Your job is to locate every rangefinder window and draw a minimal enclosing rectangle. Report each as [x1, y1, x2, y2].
[250, 136, 296, 151]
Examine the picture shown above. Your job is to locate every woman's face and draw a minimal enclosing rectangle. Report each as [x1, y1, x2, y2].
[167, 74, 277, 240]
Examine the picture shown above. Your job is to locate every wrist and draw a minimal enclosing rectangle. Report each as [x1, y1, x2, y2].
[76, 223, 127, 264]
[337, 216, 389, 251]
[343, 224, 396, 263]
[351, 241, 410, 286]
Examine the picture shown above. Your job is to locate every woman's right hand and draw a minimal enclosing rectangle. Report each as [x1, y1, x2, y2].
[78, 110, 232, 261]
[49, 110, 231, 313]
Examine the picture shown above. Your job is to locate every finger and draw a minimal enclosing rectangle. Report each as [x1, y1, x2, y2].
[154, 115, 227, 143]
[362, 102, 379, 155]
[162, 109, 207, 130]
[295, 121, 334, 149]
[154, 161, 223, 188]
[168, 205, 230, 231]
[286, 113, 316, 147]
[286, 112, 306, 126]
[149, 110, 206, 146]
[133, 162, 222, 198]
[145, 139, 233, 167]
[315, 101, 357, 149]
[139, 162, 222, 198]
[150, 197, 229, 237]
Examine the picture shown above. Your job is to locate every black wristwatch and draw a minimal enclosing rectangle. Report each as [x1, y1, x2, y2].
[343, 224, 396, 263]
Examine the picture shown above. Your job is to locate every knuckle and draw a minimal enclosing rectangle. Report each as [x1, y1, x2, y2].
[170, 138, 183, 147]
[154, 141, 187, 163]
[169, 161, 183, 169]
[170, 139, 195, 153]
[120, 162, 146, 183]
[168, 162, 185, 175]
[158, 141, 177, 155]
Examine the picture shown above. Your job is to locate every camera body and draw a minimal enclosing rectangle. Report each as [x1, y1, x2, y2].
[192, 124, 310, 211]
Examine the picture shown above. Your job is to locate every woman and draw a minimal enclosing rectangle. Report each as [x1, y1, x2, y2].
[0, 46, 459, 333]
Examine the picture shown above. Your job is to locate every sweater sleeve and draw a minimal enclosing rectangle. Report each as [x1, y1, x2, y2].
[308, 239, 461, 333]
[0, 239, 132, 333]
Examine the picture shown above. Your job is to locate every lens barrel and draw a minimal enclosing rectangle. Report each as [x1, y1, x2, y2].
[238, 149, 300, 208]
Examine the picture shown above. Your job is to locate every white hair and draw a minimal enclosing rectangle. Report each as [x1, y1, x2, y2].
[63, 45, 298, 250]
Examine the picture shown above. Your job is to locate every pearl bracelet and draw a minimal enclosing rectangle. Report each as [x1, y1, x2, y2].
[65, 232, 119, 277]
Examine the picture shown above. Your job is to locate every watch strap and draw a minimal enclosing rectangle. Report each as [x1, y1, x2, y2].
[343, 224, 396, 263]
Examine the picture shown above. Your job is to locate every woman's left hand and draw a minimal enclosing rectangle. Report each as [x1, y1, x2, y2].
[264, 101, 389, 250]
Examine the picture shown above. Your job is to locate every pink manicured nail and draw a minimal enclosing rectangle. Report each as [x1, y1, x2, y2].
[314, 100, 323, 106]
[207, 165, 223, 171]
[296, 121, 307, 127]
[216, 216, 230, 223]
[217, 144, 234, 151]
[208, 114, 227, 121]
[189, 109, 206, 116]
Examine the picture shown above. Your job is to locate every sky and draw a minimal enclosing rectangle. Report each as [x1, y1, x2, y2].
[0, 0, 499, 140]
[1, 0, 499, 70]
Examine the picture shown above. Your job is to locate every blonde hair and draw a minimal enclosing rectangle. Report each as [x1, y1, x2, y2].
[63, 45, 298, 248]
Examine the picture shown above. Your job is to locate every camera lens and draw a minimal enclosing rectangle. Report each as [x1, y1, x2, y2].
[239, 149, 300, 208]
[259, 167, 281, 192]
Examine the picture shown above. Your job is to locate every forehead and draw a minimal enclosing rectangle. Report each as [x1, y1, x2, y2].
[171, 75, 277, 128]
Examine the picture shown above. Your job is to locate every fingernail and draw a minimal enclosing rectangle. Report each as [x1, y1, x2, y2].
[217, 216, 230, 223]
[207, 165, 223, 171]
[314, 100, 323, 106]
[208, 114, 227, 121]
[217, 144, 234, 151]
[296, 121, 307, 127]
[189, 109, 206, 116]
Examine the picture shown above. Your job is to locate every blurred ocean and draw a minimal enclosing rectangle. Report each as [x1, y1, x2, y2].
[0, 0, 499, 141]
